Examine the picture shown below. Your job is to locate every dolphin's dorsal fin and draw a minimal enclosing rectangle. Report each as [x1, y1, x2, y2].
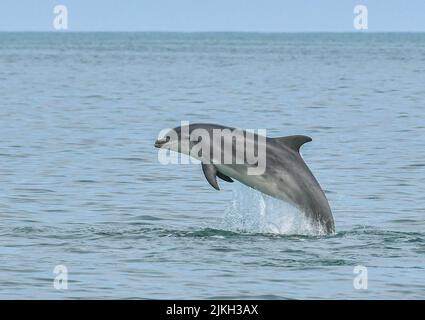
[202, 163, 220, 190]
[272, 135, 312, 153]
[201, 164, 233, 190]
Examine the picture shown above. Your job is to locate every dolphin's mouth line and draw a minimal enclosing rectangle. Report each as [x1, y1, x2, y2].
[155, 138, 178, 150]
[154, 137, 169, 148]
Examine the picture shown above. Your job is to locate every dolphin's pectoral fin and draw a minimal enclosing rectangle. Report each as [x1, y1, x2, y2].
[201, 163, 220, 190]
[272, 135, 312, 153]
[217, 171, 234, 183]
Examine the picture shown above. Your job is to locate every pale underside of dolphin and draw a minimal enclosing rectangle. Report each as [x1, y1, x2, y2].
[155, 123, 335, 234]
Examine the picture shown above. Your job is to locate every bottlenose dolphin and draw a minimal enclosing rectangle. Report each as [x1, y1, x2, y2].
[155, 123, 335, 234]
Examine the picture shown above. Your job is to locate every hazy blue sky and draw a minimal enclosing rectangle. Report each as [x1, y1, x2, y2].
[0, 0, 424, 32]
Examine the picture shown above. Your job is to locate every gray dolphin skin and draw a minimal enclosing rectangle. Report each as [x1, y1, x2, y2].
[155, 123, 335, 234]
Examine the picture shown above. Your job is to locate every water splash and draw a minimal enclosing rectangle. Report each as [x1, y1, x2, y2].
[222, 184, 327, 235]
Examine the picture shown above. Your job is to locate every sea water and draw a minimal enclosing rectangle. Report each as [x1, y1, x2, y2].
[0, 32, 424, 299]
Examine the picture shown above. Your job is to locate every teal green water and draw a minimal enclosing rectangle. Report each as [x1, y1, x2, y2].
[0, 32, 424, 299]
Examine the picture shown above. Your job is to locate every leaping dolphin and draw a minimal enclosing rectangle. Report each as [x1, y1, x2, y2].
[155, 123, 335, 234]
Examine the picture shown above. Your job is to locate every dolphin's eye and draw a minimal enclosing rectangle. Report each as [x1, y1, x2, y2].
[165, 136, 170, 142]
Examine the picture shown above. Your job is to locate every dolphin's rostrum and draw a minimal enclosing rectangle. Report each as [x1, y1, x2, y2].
[155, 123, 335, 234]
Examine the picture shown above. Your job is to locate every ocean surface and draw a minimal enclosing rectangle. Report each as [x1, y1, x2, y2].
[0, 32, 424, 299]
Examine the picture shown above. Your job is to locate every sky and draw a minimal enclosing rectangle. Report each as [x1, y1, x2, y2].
[0, 0, 424, 32]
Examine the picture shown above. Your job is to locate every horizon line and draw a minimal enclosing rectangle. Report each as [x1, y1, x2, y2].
[1, 30, 425, 33]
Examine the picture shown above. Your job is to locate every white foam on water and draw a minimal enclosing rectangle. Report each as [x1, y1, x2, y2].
[222, 184, 326, 236]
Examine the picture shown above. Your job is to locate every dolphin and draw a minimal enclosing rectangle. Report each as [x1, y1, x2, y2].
[155, 123, 335, 234]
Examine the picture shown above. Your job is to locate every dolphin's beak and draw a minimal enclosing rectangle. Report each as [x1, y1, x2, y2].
[154, 137, 168, 149]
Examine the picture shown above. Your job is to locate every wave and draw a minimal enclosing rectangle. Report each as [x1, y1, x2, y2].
[5, 224, 425, 246]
